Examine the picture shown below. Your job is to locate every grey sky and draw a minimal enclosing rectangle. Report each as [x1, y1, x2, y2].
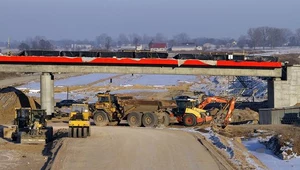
[1, 0, 299, 41]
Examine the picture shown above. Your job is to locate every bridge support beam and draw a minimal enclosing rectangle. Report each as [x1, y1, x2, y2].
[40, 72, 54, 118]
[268, 65, 300, 108]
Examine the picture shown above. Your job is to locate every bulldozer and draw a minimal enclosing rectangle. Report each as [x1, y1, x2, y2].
[3, 108, 53, 144]
[68, 104, 91, 138]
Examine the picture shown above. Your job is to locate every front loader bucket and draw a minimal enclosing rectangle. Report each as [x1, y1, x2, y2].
[2, 126, 17, 139]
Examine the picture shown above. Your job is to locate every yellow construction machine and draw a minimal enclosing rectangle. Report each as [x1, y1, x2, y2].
[3, 108, 53, 144]
[68, 104, 91, 138]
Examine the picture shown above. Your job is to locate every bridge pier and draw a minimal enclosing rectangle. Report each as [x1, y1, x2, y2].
[40, 72, 54, 119]
[268, 65, 300, 108]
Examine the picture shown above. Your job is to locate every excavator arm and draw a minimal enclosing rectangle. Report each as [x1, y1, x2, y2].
[198, 96, 236, 128]
[198, 96, 229, 109]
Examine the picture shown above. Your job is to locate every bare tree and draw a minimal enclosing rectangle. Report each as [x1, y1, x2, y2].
[129, 33, 141, 47]
[117, 33, 129, 46]
[18, 42, 30, 50]
[104, 36, 112, 50]
[237, 35, 248, 49]
[95, 33, 109, 47]
[173, 33, 190, 44]
[154, 33, 167, 42]
[247, 28, 263, 49]
[295, 28, 300, 45]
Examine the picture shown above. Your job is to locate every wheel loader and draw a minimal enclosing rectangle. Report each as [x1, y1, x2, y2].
[68, 104, 91, 138]
[172, 96, 212, 127]
[3, 108, 53, 144]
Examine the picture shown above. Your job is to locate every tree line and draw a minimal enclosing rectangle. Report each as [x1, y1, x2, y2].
[2, 26, 300, 51]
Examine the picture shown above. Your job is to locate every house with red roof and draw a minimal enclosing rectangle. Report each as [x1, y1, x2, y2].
[149, 43, 167, 52]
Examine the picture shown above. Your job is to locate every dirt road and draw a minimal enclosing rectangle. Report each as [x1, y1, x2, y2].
[52, 126, 221, 170]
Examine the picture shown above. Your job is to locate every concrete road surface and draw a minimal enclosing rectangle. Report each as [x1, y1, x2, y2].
[52, 127, 221, 170]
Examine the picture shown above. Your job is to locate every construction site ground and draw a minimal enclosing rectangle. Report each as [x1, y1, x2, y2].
[0, 73, 299, 169]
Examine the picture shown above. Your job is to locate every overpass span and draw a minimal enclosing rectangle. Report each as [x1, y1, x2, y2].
[0, 56, 282, 77]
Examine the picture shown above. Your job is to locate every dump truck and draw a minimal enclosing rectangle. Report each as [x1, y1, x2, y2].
[68, 104, 91, 138]
[91, 91, 176, 127]
[91, 91, 213, 127]
[3, 108, 53, 144]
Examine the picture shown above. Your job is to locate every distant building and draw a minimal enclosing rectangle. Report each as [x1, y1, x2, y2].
[71, 44, 92, 51]
[203, 43, 217, 50]
[120, 44, 149, 51]
[149, 43, 167, 52]
[171, 43, 202, 51]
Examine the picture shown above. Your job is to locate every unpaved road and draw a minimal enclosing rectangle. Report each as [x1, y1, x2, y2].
[52, 126, 221, 170]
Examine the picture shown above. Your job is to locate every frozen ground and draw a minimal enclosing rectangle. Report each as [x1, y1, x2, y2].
[18, 73, 117, 90]
[243, 138, 300, 170]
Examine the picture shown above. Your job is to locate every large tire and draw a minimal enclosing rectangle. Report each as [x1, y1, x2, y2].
[46, 127, 53, 143]
[142, 112, 158, 128]
[93, 111, 109, 126]
[72, 128, 77, 138]
[87, 127, 91, 136]
[127, 112, 142, 127]
[183, 114, 197, 127]
[161, 112, 170, 127]
[78, 128, 82, 138]
[83, 128, 88, 138]
[68, 128, 72, 138]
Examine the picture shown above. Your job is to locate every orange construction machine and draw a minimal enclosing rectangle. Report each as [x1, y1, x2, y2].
[197, 96, 236, 128]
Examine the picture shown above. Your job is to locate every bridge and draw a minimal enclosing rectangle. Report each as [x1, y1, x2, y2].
[1, 55, 298, 118]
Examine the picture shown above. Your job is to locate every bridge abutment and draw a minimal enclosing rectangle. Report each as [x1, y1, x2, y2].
[40, 72, 54, 118]
[268, 65, 300, 108]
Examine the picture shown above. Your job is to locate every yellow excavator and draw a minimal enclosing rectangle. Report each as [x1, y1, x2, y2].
[68, 104, 91, 138]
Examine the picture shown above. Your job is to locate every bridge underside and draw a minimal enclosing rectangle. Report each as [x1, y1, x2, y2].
[0, 64, 282, 77]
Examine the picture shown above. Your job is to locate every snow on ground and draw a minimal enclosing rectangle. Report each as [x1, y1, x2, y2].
[17, 73, 117, 90]
[243, 138, 300, 170]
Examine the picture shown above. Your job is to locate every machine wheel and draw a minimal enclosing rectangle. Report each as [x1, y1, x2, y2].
[161, 112, 170, 127]
[68, 128, 73, 138]
[183, 114, 197, 127]
[87, 127, 91, 136]
[16, 132, 22, 143]
[46, 127, 53, 143]
[83, 128, 88, 138]
[127, 112, 142, 127]
[93, 111, 109, 126]
[78, 128, 82, 138]
[72, 128, 77, 138]
[142, 112, 158, 128]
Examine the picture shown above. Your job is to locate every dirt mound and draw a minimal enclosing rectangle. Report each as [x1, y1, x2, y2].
[209, 107, 259, 124]
[0, 86, 40, 124]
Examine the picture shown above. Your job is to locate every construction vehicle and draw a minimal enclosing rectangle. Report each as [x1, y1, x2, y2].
[197, 96, 237, 128]
[3, 108, 53, 144]
[171, 96, 213, 127]
[91, 91, 175, 127]
[68, 104, 91, 138]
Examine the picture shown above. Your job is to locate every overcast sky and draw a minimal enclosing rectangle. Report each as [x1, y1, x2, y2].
[1, 0, 299, 41]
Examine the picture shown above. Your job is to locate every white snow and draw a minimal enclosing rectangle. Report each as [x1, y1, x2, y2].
[243, 138, 300, 170]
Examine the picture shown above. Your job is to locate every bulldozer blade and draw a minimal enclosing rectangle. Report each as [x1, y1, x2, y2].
[2, 126, 17, 139]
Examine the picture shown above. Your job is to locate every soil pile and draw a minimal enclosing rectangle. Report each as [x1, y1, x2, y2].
[0, 86, 40, 124]
[209, 107, 259, 124]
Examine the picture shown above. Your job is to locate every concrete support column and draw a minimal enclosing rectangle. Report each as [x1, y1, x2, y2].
[268, 66, 300, 108]
[41, 72, 54, 118]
